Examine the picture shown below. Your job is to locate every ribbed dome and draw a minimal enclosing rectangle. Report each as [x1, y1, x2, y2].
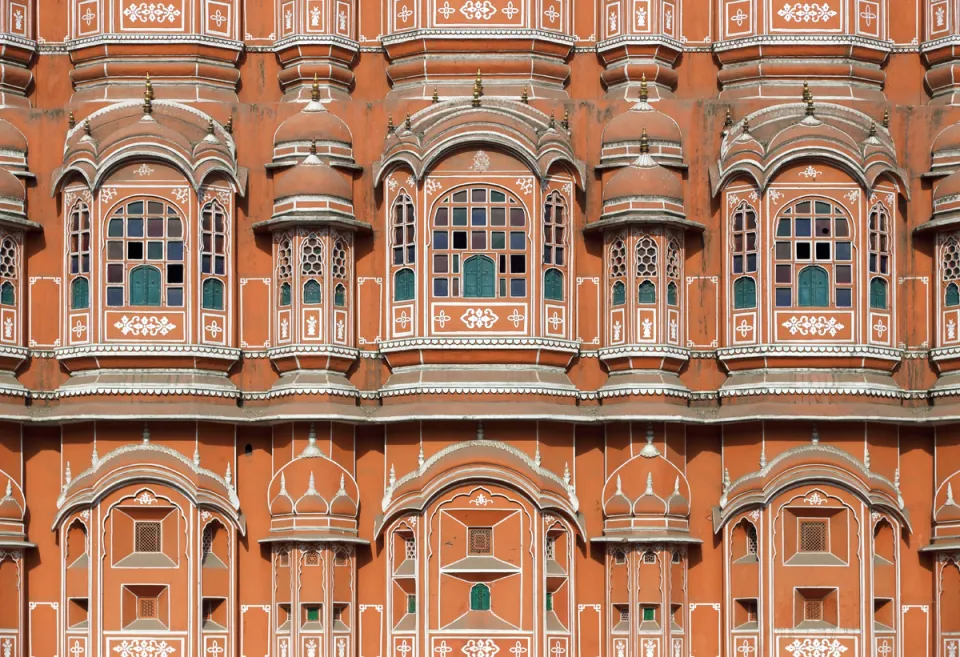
[934, 123, 960, 155]
[0, 118, 26, 154]
[274, 153, 353, 202]
[602, 103, 682, 150]
[275, 102, 353, 148]
[0, 167, 25, 201]
[603, 152, 682, 203]
[935, 169, 960, 203]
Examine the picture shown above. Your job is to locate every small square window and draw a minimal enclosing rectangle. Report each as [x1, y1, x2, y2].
[835, 242, 851, 260]
[510, 278, 526, 297]
[435, 208, 449, 226]
[510, 208, 525, 226]
[168, 241, 184, 261]
[733, 255, 743, 274]
[147, 242, 164, 260]
[746, 254, 757, 272]
[168, 288, 183, 307]
[138, 598, 157, 619]
[471, 188, 487, 202]
[776, 219, 791, 237]
[167, 264, 184, 284]
[107, 287, 124, 306]
[127, 242, 144, 260]
[107, 264, 124, 283]
[452, 191, 468, 202]
[776, 264, 792, 284]
[491, 190, 506, 203]
[434, 278, 448, 297]
[799, 520, 827, 552]
[452, 208, 468, 226]
[614, 550, 626, 565]
[795, 218, 811, 237]
[510, 232, 525, 249]
[492, 232, 505, 249]
[127, 218, 144, 238]
[107, 241, 123, 260]
[510, 254, 526, 274]
[775, 242, 790, 260]
[468, 527, 492, 555]
[795, 242, 811, 260]
[472, 231, 486, 249]
[836, 265, 852, 284]
[453, 232, 467, 249]
[803, 599, 823, 622]
[815, 242, 831, 261]
[642, 607, 656, 622]
[471, 208, 487, 226]
[836, 288, 852, 307]
[434, 254, 449, 273]
[491, 208, 506, 226]
[434, 231, 449, 249]
[776, 288, 791, 307]
[135, 522, 161, 553]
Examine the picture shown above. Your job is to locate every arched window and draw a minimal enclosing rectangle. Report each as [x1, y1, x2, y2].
[870, 277, 888, 310]
[638, 280, 655, 304]
[667, 282, 678, 306]
[731, 202, 757, 276]
[543, 191, 566, 267]
[612, 281, 626, 306]
[332, 238, 348, 308]
[129, 265, 161, 306]
[636, 235, 657, 304]
[105, 199, 184, 307]
[666, 237, 681, 307]
[431, 187, 527, 298]
[470, 584, 491, 611]
[544, 268, 563, 301]
[774, 199, 851, 308]
[392, 192, 416, 266]
[303, 279, 322, 304]
[68, 200, 91, 279]
[202, 279, 224, 310]
[276, 236, 292, 307]
[797, 266, 829, 307]
[463, 255, 495, 298]
[0, 236, 16, 308]
[734, 277, 756, 309]
[948, 282, 960, 307]
[395, 268, 415, 302]
[0, 281, 12, 306]
[71, 277, 89, 310]
[868, 204, 890, 277]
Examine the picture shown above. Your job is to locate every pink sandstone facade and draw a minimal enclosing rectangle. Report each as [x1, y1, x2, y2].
[1, 1, 960, 657]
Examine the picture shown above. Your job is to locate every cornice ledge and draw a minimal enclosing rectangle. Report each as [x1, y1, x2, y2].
[711, 33, 892, 53]
[380, 28, 575, 47]
[379, 383, 579, 397]
[596, 34, 683, 52]
[54, 343, 242, 361]
[272, 34, 359, 51]
[597, 344, 690, 361]
[716, 344, 903, 361]
[718, 383, 903, 398]
[64, 33, 243, 51]
[266, 344, 360, 360]
[379, 337, 580, 352]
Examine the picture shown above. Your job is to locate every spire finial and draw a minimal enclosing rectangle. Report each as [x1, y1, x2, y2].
[405, 112, 412, 130]
[308, 471, 317, 494]
[68, 110, 76, 130]
[742, 116, 750, 135]
[723, 467, 731, 493]
[3, 478, 10, 498]
[803, 81, 815, 117]
[143, 74, 154, 116]
[639, 73, 648, 103]
[207, 118, 215, 135]
[472, 69, 483, 107]
[563, 462, 571, 487]
[864, 445, 871, 470]
[811, 424, 820, 446]
[418, 444, 425, 470]
[644, 472, 653, 495]
[279, 472, 288, 495]
[193, 445, 201, 467]
[83, 119, 91, 137]
[311, 73, 320, 103]
[882, 108, 890, 128]
[894, 467, 901, 490]
[549, 111, 556, 130]
[640, 422, 660, 457]
[759, 443, 767, 469]
[310, 139, 317, 156]
[387, 114, 395, 133]
[948, 482, 956, 505]
[432, 86, 439, 104]
[534, 443, 541, 467]
[520, 86, 528, 104]
[142, 423, 151, 444]
[388, 463, 396, 487]
[91, 442, 99, 466]
[301, 422, 322, 457]
[869, 122, 877, 138]
[225, 115, 233, 135]
[640, 127, 649, 155]
[225, 462, 232, 486]
[724, 108, 733, 130]
[561, 108, 569, 131]
[65, 461, 72, 485]
[616, 475, 623, 495]
[338, 473, 346, 494]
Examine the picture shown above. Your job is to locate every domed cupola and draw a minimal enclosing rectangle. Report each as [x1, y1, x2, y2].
[270, 78, 359, 172]
[599, 77, 684, 170]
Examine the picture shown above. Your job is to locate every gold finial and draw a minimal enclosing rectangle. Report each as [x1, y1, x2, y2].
[143, 74, 154, 116]
[869, 122, 877, 138]
[803, 81, 815, 117]
[225, 115, 233, 134]
[742, 116, 750, 134]
[311, 73, 320, 103]
[310, 139, 317, 156]
[640, 127, 649, 154]
[68, 110, 75, 130]
[723, 108, 733, 130]
[387, 114, 395, 133]
[207, 118, 215, 135]
[521, 86, 529, 104]
[639, 73, 648, 103]
[405, 112, 411, 130]
[432, 86, 439, 104]
[83, 119, 91, 137]
[549, 111, 556, 129]
[561, 108, 569, 130]
[882, 108, 890, 128]
[472, 69, 483, 108]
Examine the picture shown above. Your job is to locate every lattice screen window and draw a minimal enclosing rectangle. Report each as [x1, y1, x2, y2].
[138, 597, 157, 619]
[304, 550, 321, 566]
[799, 520, 827, 552]
[468, 527, 492, 555]
[278, 548, 290, 567]
[334, 549, 349, 566]
[672, 550, 681, 564]
[746, 524, 758, 555]
[202, 525, 214, 555]
[643, 551, 657, 564]
[135, 522, 161, 553]
[545, 536, 556, 560]
[803, 598, 823, 622]
[614, 550, 626, 565]
[619, 607, 630, 623]
[405, 538, 416, 560]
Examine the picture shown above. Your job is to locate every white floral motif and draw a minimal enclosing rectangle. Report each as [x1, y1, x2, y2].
[769, 189, 784, 204]
[749, 509, 760, 520]
[306, 315, 318, 336]
[337, 8, 346, 29]
[730, 7, 748, 24]
[799, 165, 823, 178]
[844, 189, 860, 203]
[395, 311, 412, 330]
[804, 491, 827, 505]
[748, 191, 759, 202]
[82, 7, 96, 24]
[727, 194, 741, 207]
[470, 492, 494, 506]
[507, 308, 525, 327]
[310, 6, 321, 24]
[777, 1, 837, 21]
[873, 317, 887, 337]
[503, 1, 519, 17]
[434, 310, 451, 328]
[547, 311, 563, 330]
[114, 315, 177, 337]
[635, 5, 646, 25]
[516, 178, 534, 194]
[280, 318, 289, 340]
[2, 318, 12, 339]
[397, 4, 413, 21]
[122, 2, 182, 22]
[470, 151, 491, 172]
[784, 639, 847, 657]
[663, 7, 672, 28]
[425, 179, 442, 195]
[462, 640, 500, 657]
[461, 307, 499, 329]
[669, 318, 678, 341]
[641, 317, 653, 338]
[210, 9, 227, 26]
[781, 315, 844, 337]
[133, 164, 155, 176]
[206, 319, 224, 338]
[876, 642, 891, 657]
[112, 640, 176, 657]
[949, 319, 957, 341]
[71, 319, 87, 338]
[937, 5, 945, 26]
[172, 187, 190, 204]
[613, 319, 623, 341]
[438, 1, 456, 17]
[543, 4, 559, 21]
[336, 317, 345, 341]
[305, 641, 318, 657]
[387, 178, 398, 192]
[135, 491, 157, 504]
[608, 9, 618, 30]
[460, 0, 497, 19]
[100, 187, 118, 203]
[13, 9, 23, 30]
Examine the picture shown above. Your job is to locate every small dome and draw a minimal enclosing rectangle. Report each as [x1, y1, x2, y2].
[275, 102, 353, 148]
[602, 103, 682, 151]
[603, 152, 682, 204]
[0, 118, 26, 154]
[935, 170, 960, 204]
[0, 167, 25, 202]
[934, 123, 960, 155]
[274, 153, 353, 202]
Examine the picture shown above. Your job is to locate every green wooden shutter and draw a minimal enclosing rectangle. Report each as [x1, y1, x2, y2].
[203, 279, 224, 310]
[464, 257, 495, 299]
[146, 267, 161, 306]
[0, 281, 13, 306]
[798, 267, 828, 307]
[470, 584, 490, 611]
[638, 281, 655, 304]
[734, 278, 756, 309]
[545, 269, 563, 301]
[279, 283, 291, 307]
[545, 591, 553, 612]
[130, 267, 149, 305]
[395, 269, 414, 302]
[479, 257, 495, 298]
[667, 282, 678, 306]
[407, 595, 416, 614]
[612, 281, 625, 306]
[303, 279, 322, 304]
[948, 283, 960, 308]
[334, 284, 346, 307]
[71, 277, 89, 310]
[870, 278, 887, 310]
